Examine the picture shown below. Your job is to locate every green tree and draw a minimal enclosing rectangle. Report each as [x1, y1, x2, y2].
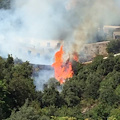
[54, 105, 83, 119]
[61, 77, 82, 107]
[46, 78, 60, 89]
[99, 86, 117, 105]
[12, 61, 33, 79]
[5, 100, 40, 120]
[89, 55, 103, 72]
[8, 77, 36, 108]
[98, 55, 115, 76]
[115, 85, 120, 99]
[42, 86, 61, 107]
[0, 80, 10, 119]
[84, 73, 101, 99]
[72, 61, 83, 75]
[108, 107, 120, 120]
[0, 56, 5, 80]
[3, 55, 14, 83]
[106, 39, 120, 54]
[88, 103, 112, 120]
[100, 71, 120, 89]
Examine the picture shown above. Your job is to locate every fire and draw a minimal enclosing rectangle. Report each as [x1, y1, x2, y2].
[73, 52, 79, 62]
[52, 46, 73, 84]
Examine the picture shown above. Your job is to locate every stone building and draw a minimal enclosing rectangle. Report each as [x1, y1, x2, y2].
[103, 25, 120, 39]
[79, 41, 109, 62]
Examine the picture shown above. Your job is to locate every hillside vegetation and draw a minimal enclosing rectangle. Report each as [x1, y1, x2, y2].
[0, 40, 120, 120]
[0, 0, 120, 119]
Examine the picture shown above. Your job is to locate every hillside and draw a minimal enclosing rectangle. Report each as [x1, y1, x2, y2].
[0, 0, 120, 120]
[1, 40, 120, 120]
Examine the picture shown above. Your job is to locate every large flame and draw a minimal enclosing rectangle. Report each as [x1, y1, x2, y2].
[52, 46, 73, 84]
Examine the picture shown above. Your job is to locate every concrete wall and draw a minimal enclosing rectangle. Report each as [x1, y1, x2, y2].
[79, 41, 109, 62]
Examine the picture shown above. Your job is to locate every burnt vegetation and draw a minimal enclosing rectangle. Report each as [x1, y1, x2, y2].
[0, 40, 120, 120]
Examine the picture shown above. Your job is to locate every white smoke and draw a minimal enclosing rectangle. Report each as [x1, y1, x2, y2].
[34, 69, 54, 91]
[0, 0, 120, 90]
[0, 0, 120, 63]
[0, 0, 69, 64]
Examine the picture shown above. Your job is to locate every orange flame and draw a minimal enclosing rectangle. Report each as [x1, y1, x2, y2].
[52, 46, 73, 84]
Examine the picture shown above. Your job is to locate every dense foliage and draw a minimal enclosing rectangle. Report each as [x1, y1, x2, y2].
[0, 52, 120, 120]
[0, 55, 36, 119]
[106, 39, 120, 54]
[0, 0, 120, 119]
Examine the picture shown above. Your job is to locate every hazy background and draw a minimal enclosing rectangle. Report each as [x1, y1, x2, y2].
[0, 0, 120, 64]
[0, 0, 120, 90]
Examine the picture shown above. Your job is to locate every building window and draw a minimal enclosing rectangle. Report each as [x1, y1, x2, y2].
[57, 43, 60, 48]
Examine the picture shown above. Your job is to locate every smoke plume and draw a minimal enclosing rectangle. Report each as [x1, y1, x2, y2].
[0, 0, 120, 62]
[0, 0, 120, 89]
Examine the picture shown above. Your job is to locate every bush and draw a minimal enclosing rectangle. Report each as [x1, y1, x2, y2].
[106, 39, 120, 54]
